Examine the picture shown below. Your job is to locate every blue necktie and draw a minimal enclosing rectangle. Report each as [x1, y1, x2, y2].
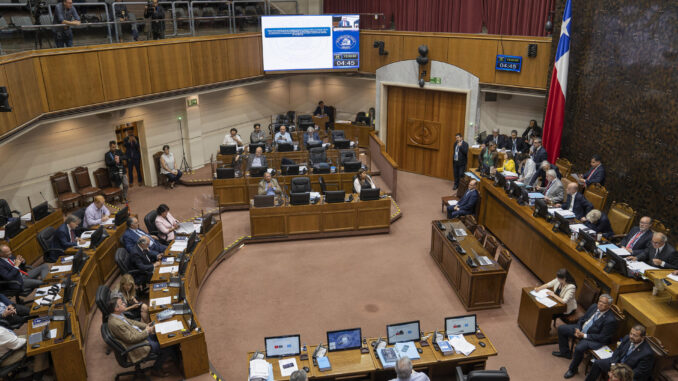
[620, 344, 635, 363]
[582, 311, 600, 333]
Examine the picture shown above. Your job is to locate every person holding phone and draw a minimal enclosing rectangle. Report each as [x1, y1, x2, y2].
[116, 274, 149, 323]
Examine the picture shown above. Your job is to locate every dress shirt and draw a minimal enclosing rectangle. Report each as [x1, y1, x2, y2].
[111, 313, 142, 332]
[274, 132, 292, 144]
[454, 144, 459, 161]
[252, 157, 262, 167]
[83, 203, 110, 228]
[567, 195, 575, 211]
[0, 326, 24, 357]
[390, 370, 430, 381]
[222, 134, 242, 146]
[0, 300, 7, 315]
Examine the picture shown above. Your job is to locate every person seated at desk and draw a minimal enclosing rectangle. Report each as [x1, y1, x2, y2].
[505, 130, 526, 156]
[537, 169, 564, 204]
[484, 128, 507, 148]
[530, 137, 548, 165]
[122, 217, 166, 257]
[257, 172, 281, 196]
[222, 128, 243, 147]
[313, 100, 328, 116]
[107, 296, 174, 377]
[0, 292, 29, 327]
[522, 119, 542, 142]
[115, 274, 150, 323]
[628, 232, 678, 270]
[517, 153, 536, 184]
[585, 324, 653, 381]
[479, 141, 499, 172]
[154, 204, 179, 242]
[390, 356, 430, 381]
[250, 123, 266, 144]
[447, 180, 479, 219]
[529, 160, 562, 188]
[274, 125, 293, 147]
[302, 126, 320, 147]
[582, 209, 614, 240]
[128, 236, 159, 285]
[83, 195, 110, 228]
[553, 294, 617, 379]
[290, 369, 308, 381]
[0, 244, 49, 292]
[534, 268, 577, 321]
[353, 168, 376, 194]
[52, 214, 87, 254]
[499, 152, 516, 173]
[247, 147, 268, 171]
[0, 325, 50, 379]
[577, 154, 606, 187]
[619, 216, 653, 255]
[556, 183, 593, 219]
[160, 145, 182, 189]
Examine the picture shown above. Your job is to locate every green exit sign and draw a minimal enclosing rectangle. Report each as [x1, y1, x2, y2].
[429, 77, 442, 84]
[187, 98, 198, 107]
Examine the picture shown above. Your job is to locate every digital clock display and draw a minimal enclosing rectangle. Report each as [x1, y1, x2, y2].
[334, 53, 359, 68]
[495, 55, 522, 73]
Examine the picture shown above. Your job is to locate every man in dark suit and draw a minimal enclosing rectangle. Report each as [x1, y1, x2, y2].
[123, 131, 142, 186]
[0, 244, 49, 292]
[531, 137, 548, 164]
[529, 160, 562, 188]
[51, 215, 86, 259]
[504, 130, 525, 156]
[128, 236, 159, 285]
[583, 209, 615, 240]
[105, 140, 129, 201]
[585, 324, 654, 381]
[452, 133, 468, 190]
[629, 232, 678, 269]
[578, 154, 606, 187]
[313, 101, 328, 116]
[620, 217, 654, 256]
[122, 217, 166, 256]
[553, 294, 617, 379]
[484, 129, 507, 148]
[0, 292, 29, 326]
[556, 183, 593, 219]
[447, 180, 479, 219]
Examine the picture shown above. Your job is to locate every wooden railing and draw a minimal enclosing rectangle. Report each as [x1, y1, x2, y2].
[369, 131, 398, 200]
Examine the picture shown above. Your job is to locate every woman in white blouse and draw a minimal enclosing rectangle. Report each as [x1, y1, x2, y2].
[517, 153, 536, 184]
[353, 168, 376, 194]
[160, 144, 182, 189]
[534, 268, 577, 320]
[154, 203, 179, 242]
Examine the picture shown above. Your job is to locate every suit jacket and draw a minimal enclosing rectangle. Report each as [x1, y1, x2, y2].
[484, 134, 508, 148]
[529, 164, 562, 187]
[52, 223, 77, 253]
[635, 244, 678, 269]
[105, 149, 127, 184]
[302, 132, 320, 146]
[121, 229, 165, 256]
[128, 245, 156, 284]
[313, 106, 328, 116]
[544, 178, 564, 203]
[619, 227, 653, 255]
[562, 192, 593, 219]
[456, 189, 479, 214]
[247, 155, 268, 171]
[608, 336, 654, 381]
[584, 213, 614, 240]
[522, 126, 542, 140]
[531, 146, 548, 165]
[583, 164, 606, 186]
[123, 136, 141, 161]
[453, 141, 469, 166]
[576, 305, 617, 344]
[505, 137, 525, 154]
[108, 315, 151, 364]
[0, 259, 23, 290]
[258, 178, 281, 196]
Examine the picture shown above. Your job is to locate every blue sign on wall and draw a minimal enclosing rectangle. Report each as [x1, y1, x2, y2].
[495, 55, 522, 72]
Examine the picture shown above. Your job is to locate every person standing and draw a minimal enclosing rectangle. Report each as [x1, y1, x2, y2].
[105, 140, 129, 200]
[452, 133, 468, 190]
[53, 0, 81, 48]
[124, 131, 142, 186]
[144, 0, 165, 40]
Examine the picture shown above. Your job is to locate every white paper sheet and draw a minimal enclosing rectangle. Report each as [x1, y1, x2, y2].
[593, 346, 613, 359]
[667, 274, 678, 282]
[554, 209, 576, 219]
[101, 219, 115, 226]
[447, 334, 475, 356]
[80, 230, 95, 239]
[626, 260, 657, 274]
[161, 257, 175, 265]
[175, 222, 199, 235]
[61, 255, 74, 263]
[155, 319, 184, 334]
[502, 171, 519, 178]
[151, 297, 172, 306]
[35, 294, 62, 306]
[569, 224, 588, 233]
[530, 289, 549, 298]
[50, 265, 72, 273]
[170, 241, 187, 252]
[447, 200, 458, 206]
[77, 241, 91, 249]
[278, 358, 298, 377]
[34, 284, 61, 297]
[536, 296, 557, 308]
[47, 328, 58, 339]
[21, 213, 32, 222]
[159, 265, 179, 274]
[249, 359, 270, 379]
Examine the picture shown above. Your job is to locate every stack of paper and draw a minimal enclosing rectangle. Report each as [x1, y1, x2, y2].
[447, 200, 458, 206]
[170, 241, 187, 252]
[555, 209, 576, 219]
[448, 334, 476, 356]
[593, 346, 613, 359]
[394, 341, 421, 360]
[159, 265, 179, 274]
[21, 212, 32, 222]
[175, 222, 199, 235]
[61, 255, 74, 263]
[535, 296, 557, 308]
[151, 296, 172, 306]
[155, 319, 184, 334]
[569, 224, 590, 233]
[437, 340, 455, 355]
[626, 260, 657, 274]
[35, 294, 62, 306]
[377, 347, 398, 368]
[454, 229, 467, 236]
[50, 265, 73, 273]
[278, 358, 298, 377]
[77, 241, 91, 249]
[161, 257, 175, 265]
[530, 289, 549, 298]
[249, 359, 271, 380]
[598, 244, 629, 257]
[101, 219, 115, 226]
[668, 274, 678, 282]
[476, 256, 493, 266]
[528, 192, 545, 199]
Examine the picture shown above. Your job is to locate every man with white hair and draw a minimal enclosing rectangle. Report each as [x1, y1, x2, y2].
[540, 169, 564, 204]
[303, 126, 320, 147]
[390, 356, 429, 381]
[483, 128, 507, 148]
[529, 160, 561, 188]
[628, 232, 678, 269]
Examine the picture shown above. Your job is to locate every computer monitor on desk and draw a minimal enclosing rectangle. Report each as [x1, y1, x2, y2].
[445, 314, 476, 336]
[387, 320, 420, 345]
[277, 143, 294, 152]
[604, 248, 630, 277]
[249, 166, 267, 178]
[552, 212, 572, 236]
[90, 225, 107, 249]
[220, 145, 237, 155]
[114, 206, 129, 226]
[533, 198, 550, 220]
[290, 192, 310, 206]
[334, 140, 351, 149]
[494, 172, 506, 188]
[343, 161, 361, 172]
[281, 165, 299, 176]
[265, 334, 301, 358]
[217, 168, 235, 179]
[4, 218, 22, 239]
[249, 142, 266, 154]
[359, 188, 380, 201]
[71, 248, 88, 276]
[306, 141, 322, 150]
[327, 328, 362, 352]
[508, 181, 521, 199]
[577, 230, 597, 253]
[32, 201, 50, 222]
[325, 190, 345, 203]
[253, 195, 275, 208]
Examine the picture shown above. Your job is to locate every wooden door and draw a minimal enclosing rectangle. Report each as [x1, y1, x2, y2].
[386, 86, 466, 180]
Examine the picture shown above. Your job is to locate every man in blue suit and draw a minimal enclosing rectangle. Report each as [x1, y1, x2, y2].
[585, 324, 654, 381]
[553, 294, 618, 378]
[578, 154, 606, 186]
[0, 244, 49, 292]
[122, 217, 167, 256]
[620, 216, 654, 256]
[583, 209, 615, 240]
[447, 180, 479, 219]
[128, 236, 159, 285]
[0, 292, 29, 326]
[556, 183, 593, 219]
[530, 137, 548, 164]
[52, 215, 86, 257]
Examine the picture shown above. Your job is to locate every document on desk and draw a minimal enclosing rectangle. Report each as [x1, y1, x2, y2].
[155, 319, 184, 334]
[626, 260, 657, 274]
[80, 230, 95, 239]
[447, 200, 458, 206]
[35, 294, 62, 306]
[528, 192, 545, 199]
[170, 241, 187, 252]
[569, 224, 590, 233]
[593, 346, 613, 359]
[394, 341, 421, 360]
[465, 171, 481, 181]
[553, 209, 576, 219]
[278, 358, 298, 377]
[530, 289, 550, 298]
[447, 334, 475, 356]
[21, 212, 32, 222]
[161, 257, 175, 265]
[249, 359, 271, 380]
[535, 296, 557, 308]
[151, 296, 172, 307]
[454, 229, 467, 236]
[476, 256, 493, 266]
[50, 265, 72, 273]
[76, 240, 91, 249]
[175, 222, 199, 235]
[159, 265, 179, 274]
[598, 244, 629, 257]
[61, 255, 74, 263]
[503, 171, 519, 178]
[101, 219, 115, 226]
[668, 274, 678, 282]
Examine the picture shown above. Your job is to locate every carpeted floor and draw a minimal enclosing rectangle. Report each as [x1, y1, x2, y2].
[84, 167, 588, 380]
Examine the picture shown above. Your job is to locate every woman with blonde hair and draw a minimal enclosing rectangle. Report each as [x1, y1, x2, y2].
[116, 274, 149, 323]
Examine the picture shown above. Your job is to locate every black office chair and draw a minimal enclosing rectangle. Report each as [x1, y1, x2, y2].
[0, 348, 30, 380]
[290, 177, 311, 193]
[95, 284, 113, 323]
[0, 199, 20, 227]
[0, 313, 26, 330]
[319, 176, 327, 195]
[101, 321, 159, 381]
[143, 210, 165, 244]
[36, 226, 65, 264]
[456, 366, 509, 381]
[114, 248, 149, 293]
[340, 150, 362, 171]
[309, 147, 330, 173]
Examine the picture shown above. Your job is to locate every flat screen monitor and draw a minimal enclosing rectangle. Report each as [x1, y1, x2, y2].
[533, 198, 549, 219]
[62, 276, 75, 304]
[313, 165, 330, 174]
[387, 320, 420, 345]
[327, 328, 362, 352]
[250, 167, 267, 177]
[445, 314, 476, 336]
[220, 145, 237, 155]
[552, 212, 572, 236]
[281, 165, 300, 176]
[277, 143, 294, 152]
[249, 142, 266, 154]
[356, 115, 370, 125]
[186, 231, 198, 254]
[494, 172, 506, 188]
[306, 141, 322, 150]
[509, 181, 522, 199]
[261, 15, 360, 72]
[519, 187, 530, 205]
[114, 206, 129, 226]
[343, 161, 361, 172]
[359, 187, 380, 201]
[325, 190, 345, 203]
[578, 229, 597, 253]
[604, 248, 630, 277]
[254, 195, 275, 208]
[265, 335, 301, 358]
[4, 218, 22, 239]
[90, 225, 106, 249]
[200, 214, 213, 235]
[290, 192, 310, 206]
[217, 168, 235, 179]
[32, 202, 50, 221]
[71, 249, 87, 276]
[334, 140, 351, 149]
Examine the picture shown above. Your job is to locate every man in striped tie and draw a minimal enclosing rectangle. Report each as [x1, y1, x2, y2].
[585, 324, 654, 381]
[620, 217, 653, 255]
[553, 294, 618, 378]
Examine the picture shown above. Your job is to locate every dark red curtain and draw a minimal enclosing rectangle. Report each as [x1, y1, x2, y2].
[392, 0, 482, 33]
[482, 0, 555, 36]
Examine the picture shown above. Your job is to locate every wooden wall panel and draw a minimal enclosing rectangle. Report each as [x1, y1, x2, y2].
[447, 38, 497, 84]
[401, 36, 449, 63]
[190, 40, 231, 85]
[225, 36, 263, 79]
[147, 43, 193, 93]
[493, 40, 551, 88]
[4, 58, 48, 126]
[359, 34, 404, 73]
[386, 86, 466, 180]
[40, 52, 105, 111]
[98, 47, 152, 101]
[0, 66, 17, 134]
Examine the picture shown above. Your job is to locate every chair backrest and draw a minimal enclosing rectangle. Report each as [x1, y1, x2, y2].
[144, 210, 158, 234]
[577, 278, 601, 310]
[114, 247, 131, 274]
[93, 168, 112, 188]
[583, 183, 609, 211]
[646, 336, 668, 357]
[153, 151, 167, 186]
[340, 150, 356, 165]
[309, 147, 327, 164]
[50, 171, 73, 196]
[466, 366, 510, 381]
[473, 225, 487, 243]
[462, 215, 478, 233]
[71, 166, 93, 190]
[608, 202, 636, 236]
[291, 177, 311, 193]
[0, 199, 13, 226]
[610, 304, 627, 340]
[100, 321, 134, 368]
[483, 235, 500, 257]
[555, 157, 573, 178]
[456, 176, 470, 198]
[318, 176, 327, 195]
[497, 249, 512, 272]
[72, 208, 86, 226]
[651, 219, 671, 237]
[95, 285, 112, 322]
[36, 226, 56, 252]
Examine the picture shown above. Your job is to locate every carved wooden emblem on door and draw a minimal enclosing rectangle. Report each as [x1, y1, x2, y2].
[407, 118, 440, 150]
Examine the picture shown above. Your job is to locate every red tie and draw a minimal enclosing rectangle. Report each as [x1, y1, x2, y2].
[587, 166, 598, 181]
[8, 259, 28, 276]
[626, 231, 642, 249]
[70, 229, 76, 242]
[545, 181, 552, 192]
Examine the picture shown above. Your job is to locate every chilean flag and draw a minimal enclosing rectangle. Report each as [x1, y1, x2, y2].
[542, 0, 571, 163]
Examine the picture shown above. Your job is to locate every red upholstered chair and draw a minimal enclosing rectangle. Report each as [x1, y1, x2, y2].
[50, 172, 81, 211]
[71, 166, 102, 205]
[93, 168, 123, 203]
